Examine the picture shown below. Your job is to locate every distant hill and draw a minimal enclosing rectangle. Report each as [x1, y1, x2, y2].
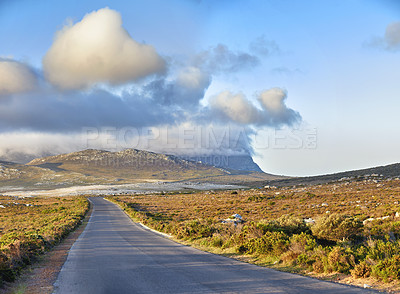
[0, 159, 104, 190]
[265, 162, 400, 187]
[4, 148, 398, 191]
[0, 160, 50, 182]
[27, 149, 227, 181]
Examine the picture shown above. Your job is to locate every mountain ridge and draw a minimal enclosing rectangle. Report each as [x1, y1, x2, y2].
[26, 148, 229, 182]
[2, 148, 399, 191]
[266, 162, 400, 187]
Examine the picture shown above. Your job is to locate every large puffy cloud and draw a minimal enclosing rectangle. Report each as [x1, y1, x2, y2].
[257, 88, 300, 124]
[209, 91, 259, 124]
[0, 59, 38, 95]
[43, 7, 166, 90]
[259, 88, 286, 113]
[209, 88, 301, 126]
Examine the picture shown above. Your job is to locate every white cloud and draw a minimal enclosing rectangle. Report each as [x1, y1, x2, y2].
[210, 91, 259, 124]
[43, 7, 166, 90]
[0, 132, 86, 163]
[209, 88, 301, 126]
[177, 67, 209, 89]
[258, 87, 287, 113]
[0, 59, 38, 95]
[257, 88, 301, 125]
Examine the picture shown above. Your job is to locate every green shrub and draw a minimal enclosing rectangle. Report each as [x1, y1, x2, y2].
[351, 261, 371, 278]
[354, 245, 369, 262]
[280, 250, 299, 265]
[175, 220, 215, 240]
[327, 246, 355, 274]
[240, 222, 266, 239]
[210, 234, 224, 247]
[372, 255, 400, 282]
[279, 233, 317, 266]
[264, 215, 311, 236]
[0, 251, 15, 283]
[311, 214, 362, 242]
[237, 244, 248, 254]
[289, 233, 317, 253]
[243, 231, 289, 256]
[312, 258, 324, 273]
[297, 253, 315, 266]
[367, 239, 400, 261]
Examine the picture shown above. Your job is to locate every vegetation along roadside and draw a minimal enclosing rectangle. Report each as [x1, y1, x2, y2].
[107, 177, 400, 292]
[0, 196, 89, 290]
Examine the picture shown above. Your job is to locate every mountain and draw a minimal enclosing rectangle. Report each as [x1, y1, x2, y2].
[0, 149, 285, 191]
[0, 159, 103, 191]
[179, 154, 263, 172]
[4, 148, 399, 191]
[27, 149, 227, 181]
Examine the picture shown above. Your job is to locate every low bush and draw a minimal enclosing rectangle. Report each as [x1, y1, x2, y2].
[312, 214, 362, 242]
[351, 261, 371, 278]
[174, 219, 215, 240]
[241, 231, 289, 256]
[327, 247, 355, 274]
[262, 215, 311, 236]
[372, 255, 400, 282]
[312, 258, 325, 273]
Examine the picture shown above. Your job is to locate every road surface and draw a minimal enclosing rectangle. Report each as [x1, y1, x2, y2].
[53, 197, 374, 294]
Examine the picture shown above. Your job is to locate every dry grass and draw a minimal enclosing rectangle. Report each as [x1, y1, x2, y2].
[111, 178, 400, 223]
[0, 196, 89, 287]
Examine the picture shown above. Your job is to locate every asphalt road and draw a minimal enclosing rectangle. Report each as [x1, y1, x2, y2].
[53, 197, 374, 294]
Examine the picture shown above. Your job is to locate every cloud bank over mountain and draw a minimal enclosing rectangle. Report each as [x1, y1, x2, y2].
[0, 7, 301, 162]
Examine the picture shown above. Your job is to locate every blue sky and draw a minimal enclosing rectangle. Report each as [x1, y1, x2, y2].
[0, 0, 399, 176]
